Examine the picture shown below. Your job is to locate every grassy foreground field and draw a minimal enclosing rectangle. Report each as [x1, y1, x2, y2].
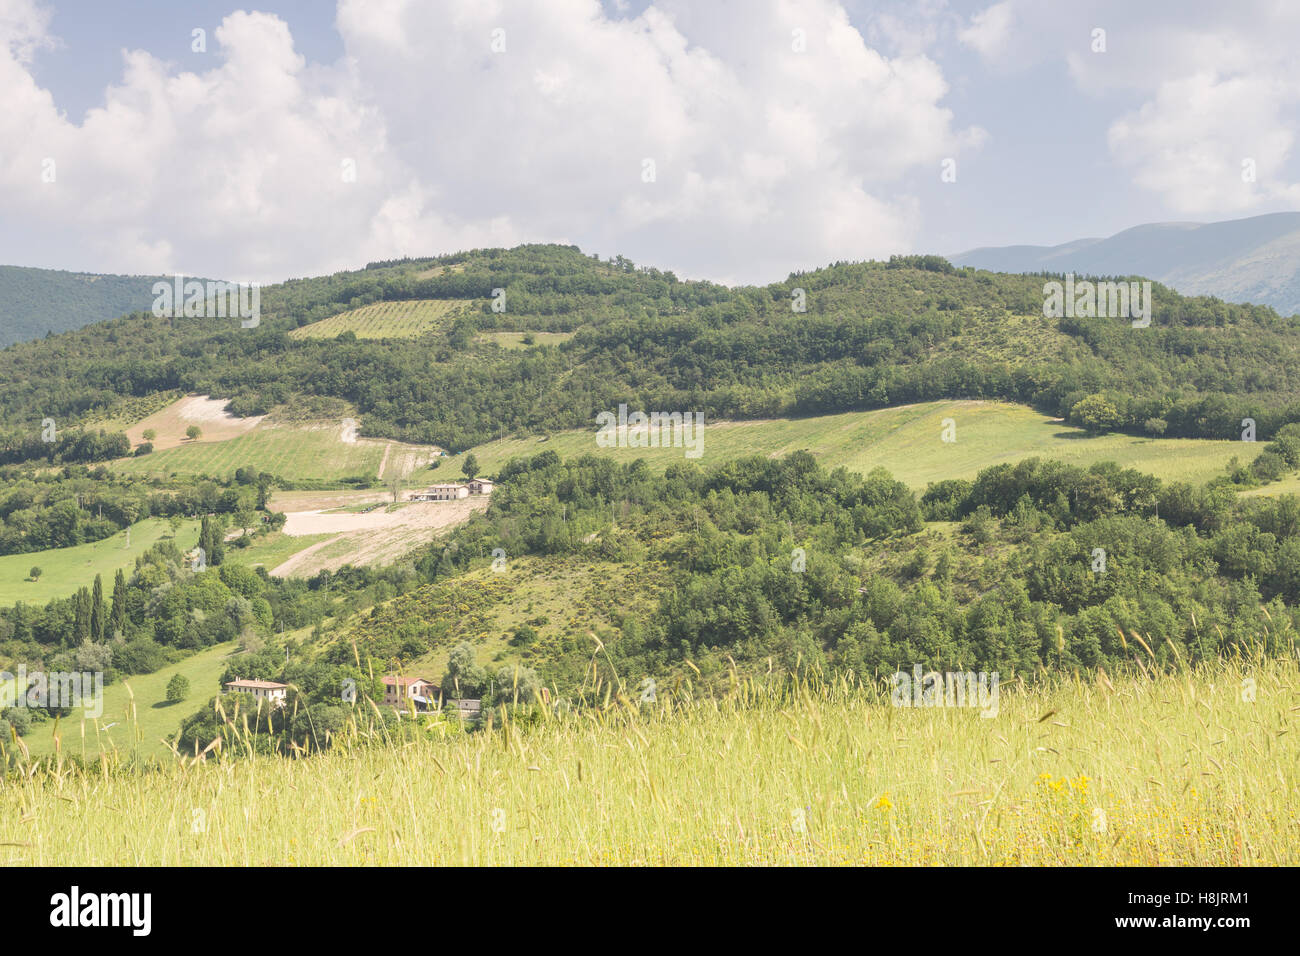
[438, 401, 1264, 490]
[0, 517, 199, 605]
[1, 658, 1294, 865]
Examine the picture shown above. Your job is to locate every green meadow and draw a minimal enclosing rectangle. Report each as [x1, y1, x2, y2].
[437, 400, 1264, 489]
[0, 517, 200, 606]
[4, 639, 240, 760]
[112, 425, 385, 482]
[223, 531, 331, 574]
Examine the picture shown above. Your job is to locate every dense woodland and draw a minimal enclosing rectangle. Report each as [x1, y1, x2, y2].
[0, 265, 174, 348]
[0, 467, 265, 556]
[3, 244, 1300, 753]
[36, 438, 1290, 754]
[0, 245, 1297, 460]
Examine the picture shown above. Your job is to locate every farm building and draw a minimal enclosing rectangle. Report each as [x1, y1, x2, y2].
[382, 675, 439, 708]
[409, 483, 469, 501]
[450, 698, 482, 720]
[409, 480, 494, 501]
[224, 679, 289, 706]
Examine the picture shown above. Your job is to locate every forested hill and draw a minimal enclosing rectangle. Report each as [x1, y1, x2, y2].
[0, 265, 185, 348]
[1, 244, 1298, 458]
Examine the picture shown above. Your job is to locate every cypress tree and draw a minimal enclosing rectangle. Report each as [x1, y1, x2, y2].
[73, 587, 91, 643]
[90, 574, 104, 642]
[110, 569, 127, 634]
[199, 516, 214, 568]
[208, 518, 224, 566]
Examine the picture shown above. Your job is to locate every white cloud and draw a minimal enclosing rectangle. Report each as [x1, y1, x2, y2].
[0, 0, 983, 284]
[958, 1, 1014, 61]
[961, 0, 1300, 217]
[1108, 71, 1300, 214]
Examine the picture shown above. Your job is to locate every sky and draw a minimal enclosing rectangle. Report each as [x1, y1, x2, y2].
[1, 0, 1298, 285]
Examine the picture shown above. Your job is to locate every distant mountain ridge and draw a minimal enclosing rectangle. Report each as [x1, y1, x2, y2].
[951, 212, 1300, 316]
[0, 265, 177, 348]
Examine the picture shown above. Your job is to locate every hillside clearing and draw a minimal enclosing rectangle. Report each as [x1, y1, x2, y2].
[4, 640, 241, 760]
[0, 518, 200, 606]
[437, 400, 1265, 489]
[289, 299, 467, 340]
[126, 394, 264, 451]
[478, 331, 575, 349]
[223, 532, 333, 573]
[270, 497, 488, 576]
[377, 556, 670, 682]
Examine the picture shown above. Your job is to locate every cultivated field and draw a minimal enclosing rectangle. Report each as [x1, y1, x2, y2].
[289, 299, 467, 340]
[437, 400, 1266, 489]
[115, 398, 439, 485]
[220, 490, 484, 578]
[0, 518, 200, 605]
[115, 422, 388, 483]
[1, 658, 1293, 865]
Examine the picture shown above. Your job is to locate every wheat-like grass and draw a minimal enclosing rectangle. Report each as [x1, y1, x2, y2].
[0, 657, 1294, 866]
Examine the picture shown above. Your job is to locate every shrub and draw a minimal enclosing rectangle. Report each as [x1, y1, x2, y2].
[166, 674, 190, 703]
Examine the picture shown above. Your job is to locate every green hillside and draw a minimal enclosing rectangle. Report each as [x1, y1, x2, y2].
[0, 264, 194, 348]
[2, 245, 1299, 463]
[3, 245, 1300, 774]
[7, 640, 240, 759]
[435, 400, 1264, 489]
[0, 517, 200, 605]
[113, 424, 387, 483]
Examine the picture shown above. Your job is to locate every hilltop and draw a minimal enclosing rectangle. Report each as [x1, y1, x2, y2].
[0, 244, 1297, 467]
[0, 264, 204, 348]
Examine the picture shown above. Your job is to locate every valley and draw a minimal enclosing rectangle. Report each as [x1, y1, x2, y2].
[0, 245, 1296, 872]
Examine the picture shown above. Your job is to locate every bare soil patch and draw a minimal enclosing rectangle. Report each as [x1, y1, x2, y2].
[267, 489, 391, 512]
[270, 498, 487, 577]
[127, 395, 264, 450]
